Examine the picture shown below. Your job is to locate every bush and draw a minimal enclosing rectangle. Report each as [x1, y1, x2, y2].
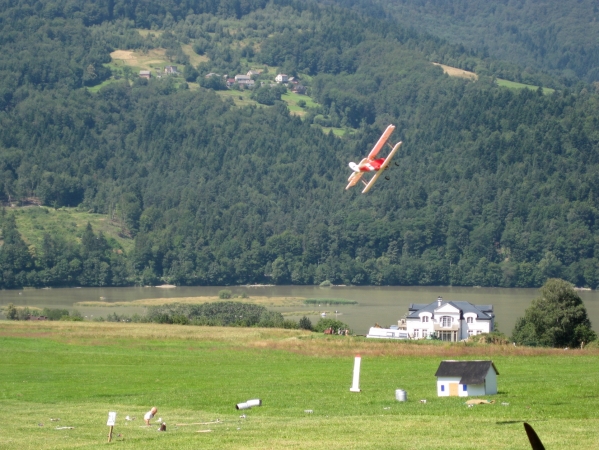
[314, 318, 350, 334]
[218, 289, 232, 299]
[200, 75, 227, 90]
[468, 331, 510, 345]
[257, 311, 285, 328]
[319, 280, 332, 287]
[5, 303, 17, 320]
[512, 278, 597, 348]
[282, 319, 299, 329]
[584, 340, 599, 349]
[299, 316, 313, 330]
[42, 308, 70, 321]
[146, 301, 267, 327]
[17, 307, 32, 321]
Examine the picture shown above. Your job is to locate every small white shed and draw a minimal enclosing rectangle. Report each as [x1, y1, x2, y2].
[435, 360, 499, 397]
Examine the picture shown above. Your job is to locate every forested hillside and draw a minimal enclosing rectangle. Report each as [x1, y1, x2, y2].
[1, 0, 599, 289]
[352, 0, 599, 84]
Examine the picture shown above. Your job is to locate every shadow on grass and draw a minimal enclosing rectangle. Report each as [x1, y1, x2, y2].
[496, 419, 547, 425]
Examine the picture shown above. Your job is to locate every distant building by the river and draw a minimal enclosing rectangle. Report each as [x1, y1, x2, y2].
[405, 297, 494, 341]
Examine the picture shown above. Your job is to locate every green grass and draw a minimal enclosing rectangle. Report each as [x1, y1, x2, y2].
[304, 299, 358, 305]
[215, 89, 260, 108]
[86, 77, 122, 93]
[496, 79, 555, 94]
[281, 91, 319, 116]
[313, 125, 350, 137]
[13, 206, 133, 254]
[1, 321, 598, 449]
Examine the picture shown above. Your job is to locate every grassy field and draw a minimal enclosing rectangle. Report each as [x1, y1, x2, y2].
[433, 63, 478, 80]
[12, 206, 133, 254]
[281, 91, 319, 116]
[496, 79, 555, 94]
[74, 296, 306, 307]
[1, 321, 598, 449]
[432, 62, 556, 95]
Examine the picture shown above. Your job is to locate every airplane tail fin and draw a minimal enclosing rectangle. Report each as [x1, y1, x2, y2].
[349, 162, 360, 173]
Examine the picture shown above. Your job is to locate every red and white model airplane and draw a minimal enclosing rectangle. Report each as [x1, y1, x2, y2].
[345, 124, 402, 193]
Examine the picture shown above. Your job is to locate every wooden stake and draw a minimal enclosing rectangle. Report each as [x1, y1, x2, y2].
[108, 425, 113, 443]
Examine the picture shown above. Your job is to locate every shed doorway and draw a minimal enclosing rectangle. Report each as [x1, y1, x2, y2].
[449, 383, 459, 396]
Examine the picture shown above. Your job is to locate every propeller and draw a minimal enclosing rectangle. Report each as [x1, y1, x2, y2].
[524, 423, 545, 450]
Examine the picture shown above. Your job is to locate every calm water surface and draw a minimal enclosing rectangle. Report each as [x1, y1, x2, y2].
[2, 285, 599, 335]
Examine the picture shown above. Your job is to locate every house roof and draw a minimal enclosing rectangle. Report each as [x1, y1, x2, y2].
[435, 360, 499, 384]
[407, 301, 493, 320]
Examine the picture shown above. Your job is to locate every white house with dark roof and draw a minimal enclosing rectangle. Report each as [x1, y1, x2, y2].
[235, 74, 251, 84]
[435, 360, 499, 397]
[405, 297, 494, 341]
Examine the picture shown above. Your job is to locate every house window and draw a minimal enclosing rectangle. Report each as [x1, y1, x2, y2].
[441, 316, 452, 327]
[468, 330, 473, 337]
[441, 385, 445, 392]
[463, 384, 467, 391]
[414, 329, 420, 338]
[467, 317, 473, 323]
[438, 331, 453, 341]
[421, 316, 429, 322]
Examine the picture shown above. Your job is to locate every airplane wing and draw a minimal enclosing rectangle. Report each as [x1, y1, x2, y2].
[345, 157, 369, 190]
[367, 125, 396, 160]
[362, 141, 402, 193]
[345, 171, 364, 190]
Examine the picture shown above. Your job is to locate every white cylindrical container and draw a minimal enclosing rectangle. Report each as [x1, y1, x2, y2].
[350, 355, 362, 392]
[236, 402, 251, 410]
[246, 399, 262, 407]
[395, 389, 407, 402]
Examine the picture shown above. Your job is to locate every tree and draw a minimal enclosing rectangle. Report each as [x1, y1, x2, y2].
[5, 303, 17, 320]
[512, 278, 597, 347]
[299, 315, 313, 330]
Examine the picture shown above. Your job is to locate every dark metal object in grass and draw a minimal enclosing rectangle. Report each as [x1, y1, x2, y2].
[524, 423, 545, 450]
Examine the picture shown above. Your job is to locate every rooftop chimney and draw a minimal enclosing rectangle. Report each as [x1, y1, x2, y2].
[437, 296, 443, 307]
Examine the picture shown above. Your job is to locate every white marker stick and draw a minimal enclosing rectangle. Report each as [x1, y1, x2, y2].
[350, 355, 362, 392]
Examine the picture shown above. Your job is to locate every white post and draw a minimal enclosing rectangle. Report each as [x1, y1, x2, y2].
[350, 354, 361, 392]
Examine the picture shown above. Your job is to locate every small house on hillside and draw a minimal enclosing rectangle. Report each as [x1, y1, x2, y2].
[275, 73, 288, 83]
[235, 74, 251, 84]
[164, 65, 178, 74]
[139, 70, 151, 79]
[435, 360, 499, 397]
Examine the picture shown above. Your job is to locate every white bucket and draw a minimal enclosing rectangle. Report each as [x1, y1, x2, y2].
[395, 389, 407, 402]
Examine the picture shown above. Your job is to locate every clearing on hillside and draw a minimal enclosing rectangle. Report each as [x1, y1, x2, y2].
[433, 63, 478, 80]
[110, 49, 170, 71]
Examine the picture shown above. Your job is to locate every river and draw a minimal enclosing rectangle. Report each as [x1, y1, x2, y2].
[2, 285, 599, 335]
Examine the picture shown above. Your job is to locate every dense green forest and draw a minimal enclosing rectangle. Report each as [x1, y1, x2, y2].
[348, 0, 599, 84]
[1, 0, 599, 289]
